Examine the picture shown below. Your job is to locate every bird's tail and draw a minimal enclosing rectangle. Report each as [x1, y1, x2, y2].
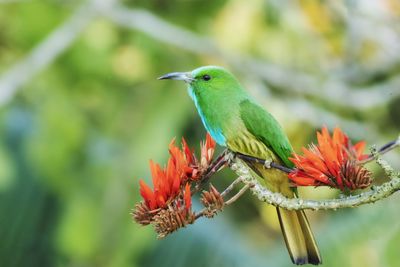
[276, 207, 322, 265]
[245, 161, 321, 264]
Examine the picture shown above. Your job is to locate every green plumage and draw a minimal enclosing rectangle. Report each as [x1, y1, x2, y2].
[239, 99, 294, 168]
[159, 66, 322, 265]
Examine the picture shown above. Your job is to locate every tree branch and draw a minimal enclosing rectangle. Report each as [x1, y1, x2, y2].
[105, 5, 400, 168]
[235, 153, 292, 173]
[2, 3, 396, 161]
[0, 1, 97, 105]
[106, 5, 400, 110]
[359, 135, 400, 164]
[229, 153, 400, 211]
[0, 0, 119, 106]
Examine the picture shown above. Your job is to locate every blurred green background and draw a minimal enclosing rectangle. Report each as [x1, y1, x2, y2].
[1, 0, 400, 266]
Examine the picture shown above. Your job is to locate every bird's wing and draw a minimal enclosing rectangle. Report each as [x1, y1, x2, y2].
[239, 99, 294, 168]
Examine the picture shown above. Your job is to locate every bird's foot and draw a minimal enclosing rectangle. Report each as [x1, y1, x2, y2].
[264, 159, 272, 169]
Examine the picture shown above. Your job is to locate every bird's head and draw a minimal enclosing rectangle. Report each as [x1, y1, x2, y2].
[158, 66, 243, 96]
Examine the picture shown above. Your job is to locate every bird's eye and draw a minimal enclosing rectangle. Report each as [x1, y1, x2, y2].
[202, 74, 211, 81]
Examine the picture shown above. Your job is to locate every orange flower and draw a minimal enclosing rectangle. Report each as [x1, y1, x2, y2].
[139, 158, 186, 211]
[183, 183, 192, 211]
[288, 127, 371, 191]
[138, 133, 216, 210]
[133, 133, 218, 237]
[183, 133, 216, 180]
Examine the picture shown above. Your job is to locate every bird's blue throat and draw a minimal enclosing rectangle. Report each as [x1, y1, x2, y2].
[187, 87, 226, 146]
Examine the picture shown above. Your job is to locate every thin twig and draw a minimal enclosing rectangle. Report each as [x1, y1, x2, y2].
[359, 136, 400, 164]
[195, 182, 250, 219]
[224, 185, 250, 205]
[194, 210, 206, 220]
[235, 153, 293, 173]
[193, 149, 229, 193]
[201, 149, 229, 182]
[221, 177, 243, 197]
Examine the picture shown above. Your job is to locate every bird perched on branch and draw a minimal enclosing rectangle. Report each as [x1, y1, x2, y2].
[159, 66, 322, 265]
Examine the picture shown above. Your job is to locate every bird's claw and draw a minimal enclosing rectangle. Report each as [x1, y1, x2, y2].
[264, 159, 272, 169]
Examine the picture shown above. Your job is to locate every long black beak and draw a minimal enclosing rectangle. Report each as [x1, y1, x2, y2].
[158, 72, 194, 83]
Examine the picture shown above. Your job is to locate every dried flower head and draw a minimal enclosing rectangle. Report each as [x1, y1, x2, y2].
[153, 205, 195, 238]
[152, 183, 195, 238]
[200, 184, 224, 218]
[289, 127, 372, 191]
[132, 134, 217, 238]
[132, 202, 153, 225]
[340, 160, 372, 190]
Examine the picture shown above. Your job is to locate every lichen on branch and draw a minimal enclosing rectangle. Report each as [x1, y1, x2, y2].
[230, 155, 400, 211]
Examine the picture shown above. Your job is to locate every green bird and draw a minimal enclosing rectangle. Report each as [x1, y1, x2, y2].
[159, 66, 322, 265]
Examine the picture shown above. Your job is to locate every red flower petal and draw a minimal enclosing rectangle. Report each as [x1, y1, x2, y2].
[136, 134, 218, 211]
[289, 127, 369, 191]
[183, 183, 192, 211]
[288, 172, 318, 186]
[353, 141, 366, 159]
[139, 179, 156, 210]
[182, 137, 195, 165]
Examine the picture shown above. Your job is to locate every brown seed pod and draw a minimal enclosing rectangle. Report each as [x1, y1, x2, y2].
[153, 205, 195, 238]
[200, 184, 224, 218]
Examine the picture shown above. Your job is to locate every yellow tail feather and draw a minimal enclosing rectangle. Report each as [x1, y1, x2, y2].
[277, 208, 322, 265]
[240, 158, 322, 264]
